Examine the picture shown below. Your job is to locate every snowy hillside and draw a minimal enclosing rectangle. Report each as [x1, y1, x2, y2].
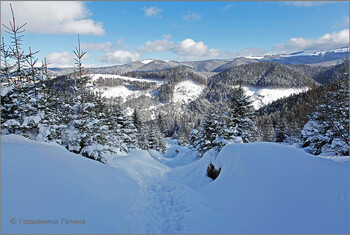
[2, 135, 348, 234]
[88, 74, 163, 101]
[88, 73, 306, 109]
[173, 80, 206, 104]
[241, 85, 308, 109]
[88, 73, 206, 105]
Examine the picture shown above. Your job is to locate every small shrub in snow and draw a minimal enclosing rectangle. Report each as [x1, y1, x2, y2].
[207, 163, 221, 180]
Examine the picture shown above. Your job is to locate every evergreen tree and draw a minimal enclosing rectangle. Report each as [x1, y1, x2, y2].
[222, 85, 257, 143]
[301, 65, 349, 156]
[256, 115, 275, 142]
[132, 108, 142, 131]
[156, 113, 166, 134]
[194, 107, 224, 155]
[138, 124, 150, 150]
[148, 122, 167, 153]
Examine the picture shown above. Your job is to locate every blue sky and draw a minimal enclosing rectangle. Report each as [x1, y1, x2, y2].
[1, 1, 349, 67]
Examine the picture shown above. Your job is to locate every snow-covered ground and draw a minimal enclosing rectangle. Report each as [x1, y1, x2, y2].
[2, 135, 349, 234]
[241, 85, 308, 109]
[98, 86, 145, 100]
[141, 59, 154, 64]
[1, 135, 139, 234]
[89, 74, 206, 105]
[88, 74, 163, 101]
[173, 80, 206, 104]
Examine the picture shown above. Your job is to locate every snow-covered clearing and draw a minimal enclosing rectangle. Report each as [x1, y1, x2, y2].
[97, 85, 145, 100]
[1, 135, 349, 234]
[88, 74, 163, 100]
[240, 86, 308, 109]
[141, 59, 154, 64]
[173, 80, 206, 104]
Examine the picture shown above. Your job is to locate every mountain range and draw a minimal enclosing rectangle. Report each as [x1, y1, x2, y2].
[50, 47, 349, 76]
[48, 47, 348, 121]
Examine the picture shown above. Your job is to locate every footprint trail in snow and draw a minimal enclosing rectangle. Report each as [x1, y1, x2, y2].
[121, 140, 227, 234]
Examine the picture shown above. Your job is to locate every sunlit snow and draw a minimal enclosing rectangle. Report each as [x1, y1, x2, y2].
[240, 86, 309, 109]
[173, 80, 206, 104]
[2, 135, 348, 234]
[141, 59, 154, 64]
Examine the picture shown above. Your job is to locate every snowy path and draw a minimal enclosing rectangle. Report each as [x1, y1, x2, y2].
[120, 139, 229, 234]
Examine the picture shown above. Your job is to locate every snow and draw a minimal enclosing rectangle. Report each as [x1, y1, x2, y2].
[2, 135, 349, 234]
[92, 78, 206, 104]
[281, 47, 349, 57]
[239, 85, 308, 109]
[1, 85, 14, 97]
[88, 74, 306, 109]
[173, 80, 206, 104]
[200, 143, 349, 233]
[244, 56, 264, 59]
[141, 59, 154, 64]
[88, 74, 164, 101]
[99, 85, 140, 99]
[105, 150, 171, 185]
[1, 134, 139, 234]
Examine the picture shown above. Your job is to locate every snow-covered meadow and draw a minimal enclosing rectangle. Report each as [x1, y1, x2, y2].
[241, 86, 308, 109]
[2, 134, 348, 234]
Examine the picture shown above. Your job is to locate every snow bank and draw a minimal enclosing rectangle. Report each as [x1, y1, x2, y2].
[1, 135, 139, 234]
[199, 143, 349, 234]
[106, 149, 171, 185]
[2, 135, 348, 234]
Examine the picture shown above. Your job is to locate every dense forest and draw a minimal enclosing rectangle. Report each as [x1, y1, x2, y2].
[1, 5, 349, 165]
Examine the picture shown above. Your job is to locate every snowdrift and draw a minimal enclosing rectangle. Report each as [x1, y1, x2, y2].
[199, 143, 349, 234]
[1, 135, 139, 234]
[1, 135, 349, 234]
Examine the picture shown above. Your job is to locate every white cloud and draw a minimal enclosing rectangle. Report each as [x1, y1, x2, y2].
[46, 51, 91, 67]
[182, 12, 201, 22]
[102, 50, 141, 64]
[273, 29, 350, 53]
[142, 6, 162, 18]
[222, 3, 234, 11]
[283, 1, 337, 7]
[174, 39, 231, 59]
[1, 1, 105, 35]
[46, 52, 74, 67]
[138, 38, 175, 53]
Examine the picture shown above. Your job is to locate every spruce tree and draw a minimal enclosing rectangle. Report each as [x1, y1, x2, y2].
[222, 85, 257, 143]
[301, 64, 349, 156]
[195, 107, 224, 155]
[132, 108, 142, 131]
[256, 115, 275, 142]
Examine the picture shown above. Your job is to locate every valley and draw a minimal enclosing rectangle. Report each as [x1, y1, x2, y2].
[1, 1, 349, 234]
